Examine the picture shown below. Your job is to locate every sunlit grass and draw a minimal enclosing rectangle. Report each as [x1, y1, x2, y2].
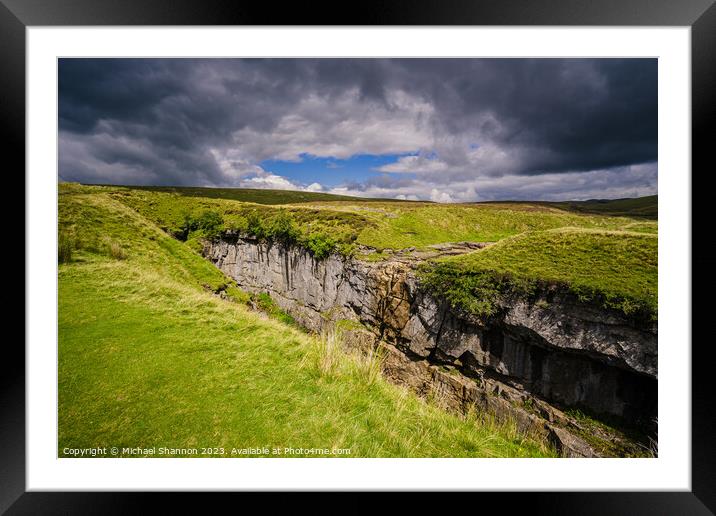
[420, 227, 657, 319]
[58, 189, 555, 458]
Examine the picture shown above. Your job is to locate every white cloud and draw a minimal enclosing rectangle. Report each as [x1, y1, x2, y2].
[242, 173, 299, 190]
[430, 189, 454, 203]
[210, 147, 266, 181]
[378, 154, 448, 174]
[305, 182, 324, 192]
[230, 89, 434, 163]
[59, 59, 657, 199]
[325, 163, 657, 203]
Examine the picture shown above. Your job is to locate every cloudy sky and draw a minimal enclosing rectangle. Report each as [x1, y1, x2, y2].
[58, 58, 657, 202]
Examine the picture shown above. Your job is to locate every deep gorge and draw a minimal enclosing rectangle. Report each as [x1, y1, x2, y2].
[204, 232, 658, 457]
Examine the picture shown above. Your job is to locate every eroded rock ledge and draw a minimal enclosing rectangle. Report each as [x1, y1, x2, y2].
[204, 233, 657, 457]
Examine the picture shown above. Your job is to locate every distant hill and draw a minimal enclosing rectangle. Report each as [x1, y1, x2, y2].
[88, 184, 404, 205]
[482, 195, 657, 220]
[62, 182, 657, 322]
[545, 195, 658, 220]
[81, 184, 657, 219]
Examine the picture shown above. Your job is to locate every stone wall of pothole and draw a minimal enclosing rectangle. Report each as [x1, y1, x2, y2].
[204, 233, 657, 457]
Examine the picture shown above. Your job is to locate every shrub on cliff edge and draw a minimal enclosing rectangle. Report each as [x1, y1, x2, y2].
[181, 210, 224, 241]
[304, 233, 337, 260]
[267, 211, 300, 244]
[418, 228, 657, 322]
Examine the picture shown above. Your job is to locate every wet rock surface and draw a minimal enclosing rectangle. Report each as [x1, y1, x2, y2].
[204, 234, 657, 457]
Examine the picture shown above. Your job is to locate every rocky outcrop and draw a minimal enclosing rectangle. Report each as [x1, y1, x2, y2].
[204, 233, 657, 456]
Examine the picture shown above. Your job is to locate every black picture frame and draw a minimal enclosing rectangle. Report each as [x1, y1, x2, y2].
[5, 0, 715, 512]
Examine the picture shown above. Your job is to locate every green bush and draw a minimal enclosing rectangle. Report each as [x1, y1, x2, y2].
[108, 241, 127, 260]
[255, 292, 275, 311]
[246, 211, 266, 239]
[243, 211, 337, 260]
[181, 210, 224, 240]
[305, 233, 336, 260]
[184, 232, 206, 253]
[254, 292, 296, 326]
[226, 215, 249, 233]
[419, 263, 503, 319]
[267, 211, 300, 244]
[336, 242, 357, 257]
[58, 232, 75, 263]
[224, 285, 252, 305]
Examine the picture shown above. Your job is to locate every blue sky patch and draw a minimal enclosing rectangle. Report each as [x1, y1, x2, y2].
[260, 153, 417, 187]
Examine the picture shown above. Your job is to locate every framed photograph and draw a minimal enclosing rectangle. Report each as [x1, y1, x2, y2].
[7, 0, 715, 511]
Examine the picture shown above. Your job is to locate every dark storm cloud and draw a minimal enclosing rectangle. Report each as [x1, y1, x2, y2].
[367, 59, 657, 176]
[58, 58, 657, 199]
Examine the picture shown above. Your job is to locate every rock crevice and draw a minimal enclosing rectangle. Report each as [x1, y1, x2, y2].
[204, 235, 657, 456]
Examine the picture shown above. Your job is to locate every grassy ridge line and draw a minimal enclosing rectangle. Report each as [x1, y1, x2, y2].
[58, 190, 554, 457]
[84, 183, 418, 205]
[63, 184, 657, 319]
[58, 189, 233, 292]
[99, 185, 371, 256]
[419, 227, 657, 320]
[64, 183, 657, 251]
[479, 195, 658, 220]
[551, 195, 658, 220]
[352, 204, 654, 250]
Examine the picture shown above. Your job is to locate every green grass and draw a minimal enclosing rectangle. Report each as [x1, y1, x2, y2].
[62, 183, 657, 321]
[85, 183, 394, 205]
[58, 189, 554, 458]
[63, 184, 656, 256]
[550, 195, 658, 220]
[419, 228, 657, 320]
[84, 185, 371, 256]
[480, 196, 658, 220]
[352, 202, 652, 250]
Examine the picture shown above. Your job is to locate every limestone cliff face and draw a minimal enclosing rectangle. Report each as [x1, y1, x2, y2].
[204, 234, 657, 451]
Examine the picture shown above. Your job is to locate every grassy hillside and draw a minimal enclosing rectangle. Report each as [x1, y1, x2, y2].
[58, 188, 554, 458]
[481, 196, 658, 220]
[350, 203, 652, 250]
[62, 182, 657, 321]
[62, 184, 372, 257]
[102, 184, 389, 205]
[419, 228, 657, 320]
[548, 195, 658, 220]
[64, 183, 656, 255]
